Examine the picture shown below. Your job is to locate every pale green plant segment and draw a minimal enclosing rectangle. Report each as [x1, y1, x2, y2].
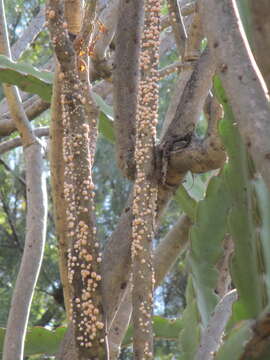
[215, 77, 265, 322]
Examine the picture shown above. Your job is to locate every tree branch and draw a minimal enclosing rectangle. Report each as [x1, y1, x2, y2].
[160, 9, 203, 139]
[131, 0, 160, 356]
[0, 2, 47, 359]
[102, 42, 217, 338]
[11, 6, 45, 61]
[167, 0, 187, 58]
[198, 0, 270, 193]
[108, 214, 192, 359]
[0, 80, 111, 137]
[113, 0, 144, 179]
[158, 47, 216, 187]
[0, 127, 49, 154]
[47, 0, 107, 357]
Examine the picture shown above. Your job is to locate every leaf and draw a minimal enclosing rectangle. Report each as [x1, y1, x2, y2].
[122, 316, 183, 347]
[214, 76, 264, 321]
[0, 55, 115, 143]
[92, 92, 113, 120]
[0, 327, 67, 356]
[179, 278, 201, 360]
[175, 185, 197, 221]
[98, 112, 115, 143]
[92, 92, 115, 143]
[0, 55, 53, 102]
[188, 173, 230, 327]
[214, 320, 253, 360]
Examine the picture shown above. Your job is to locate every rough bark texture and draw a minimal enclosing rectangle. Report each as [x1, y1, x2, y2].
[64, 0, 82, 35]
[47, 0, 106, 358]
[50, 64, 71, 314]
[102, 41, 221, 338]
[108, 214, 192, 359]
[131, 0, 161, 357]
[113, 0, 144, 179]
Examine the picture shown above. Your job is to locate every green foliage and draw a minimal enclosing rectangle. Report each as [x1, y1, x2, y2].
[175, 185, 197, 222]
[0, 326, 67, 357]
[0, 55, 53, 101]
[215, 77, 265, 321]
[0, 316, 182, 357]
[0, 55, 115, 143]
[178, 279, 201, 360]
[123, 316, 183, 347]
[214, 320, 253, 360]
[177, 77, 270, 358]
[188, 173, 230, 327]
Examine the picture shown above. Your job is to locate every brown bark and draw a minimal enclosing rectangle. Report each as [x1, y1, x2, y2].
[50, 64, 71, 314]
[47, 0, 107, 357]
[113, 0, 144, 179]
[102, 48, 220, 333]
[64, 0, 82, 35]
[131, 0, 160, 357]
[108, 214, 192, 359]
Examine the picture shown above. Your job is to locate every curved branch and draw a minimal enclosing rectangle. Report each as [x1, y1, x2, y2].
[3, 142, 47, 360]
[0, 2, 47, 359]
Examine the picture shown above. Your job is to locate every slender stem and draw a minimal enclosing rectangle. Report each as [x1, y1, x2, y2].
[0, 1, 47, 360]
